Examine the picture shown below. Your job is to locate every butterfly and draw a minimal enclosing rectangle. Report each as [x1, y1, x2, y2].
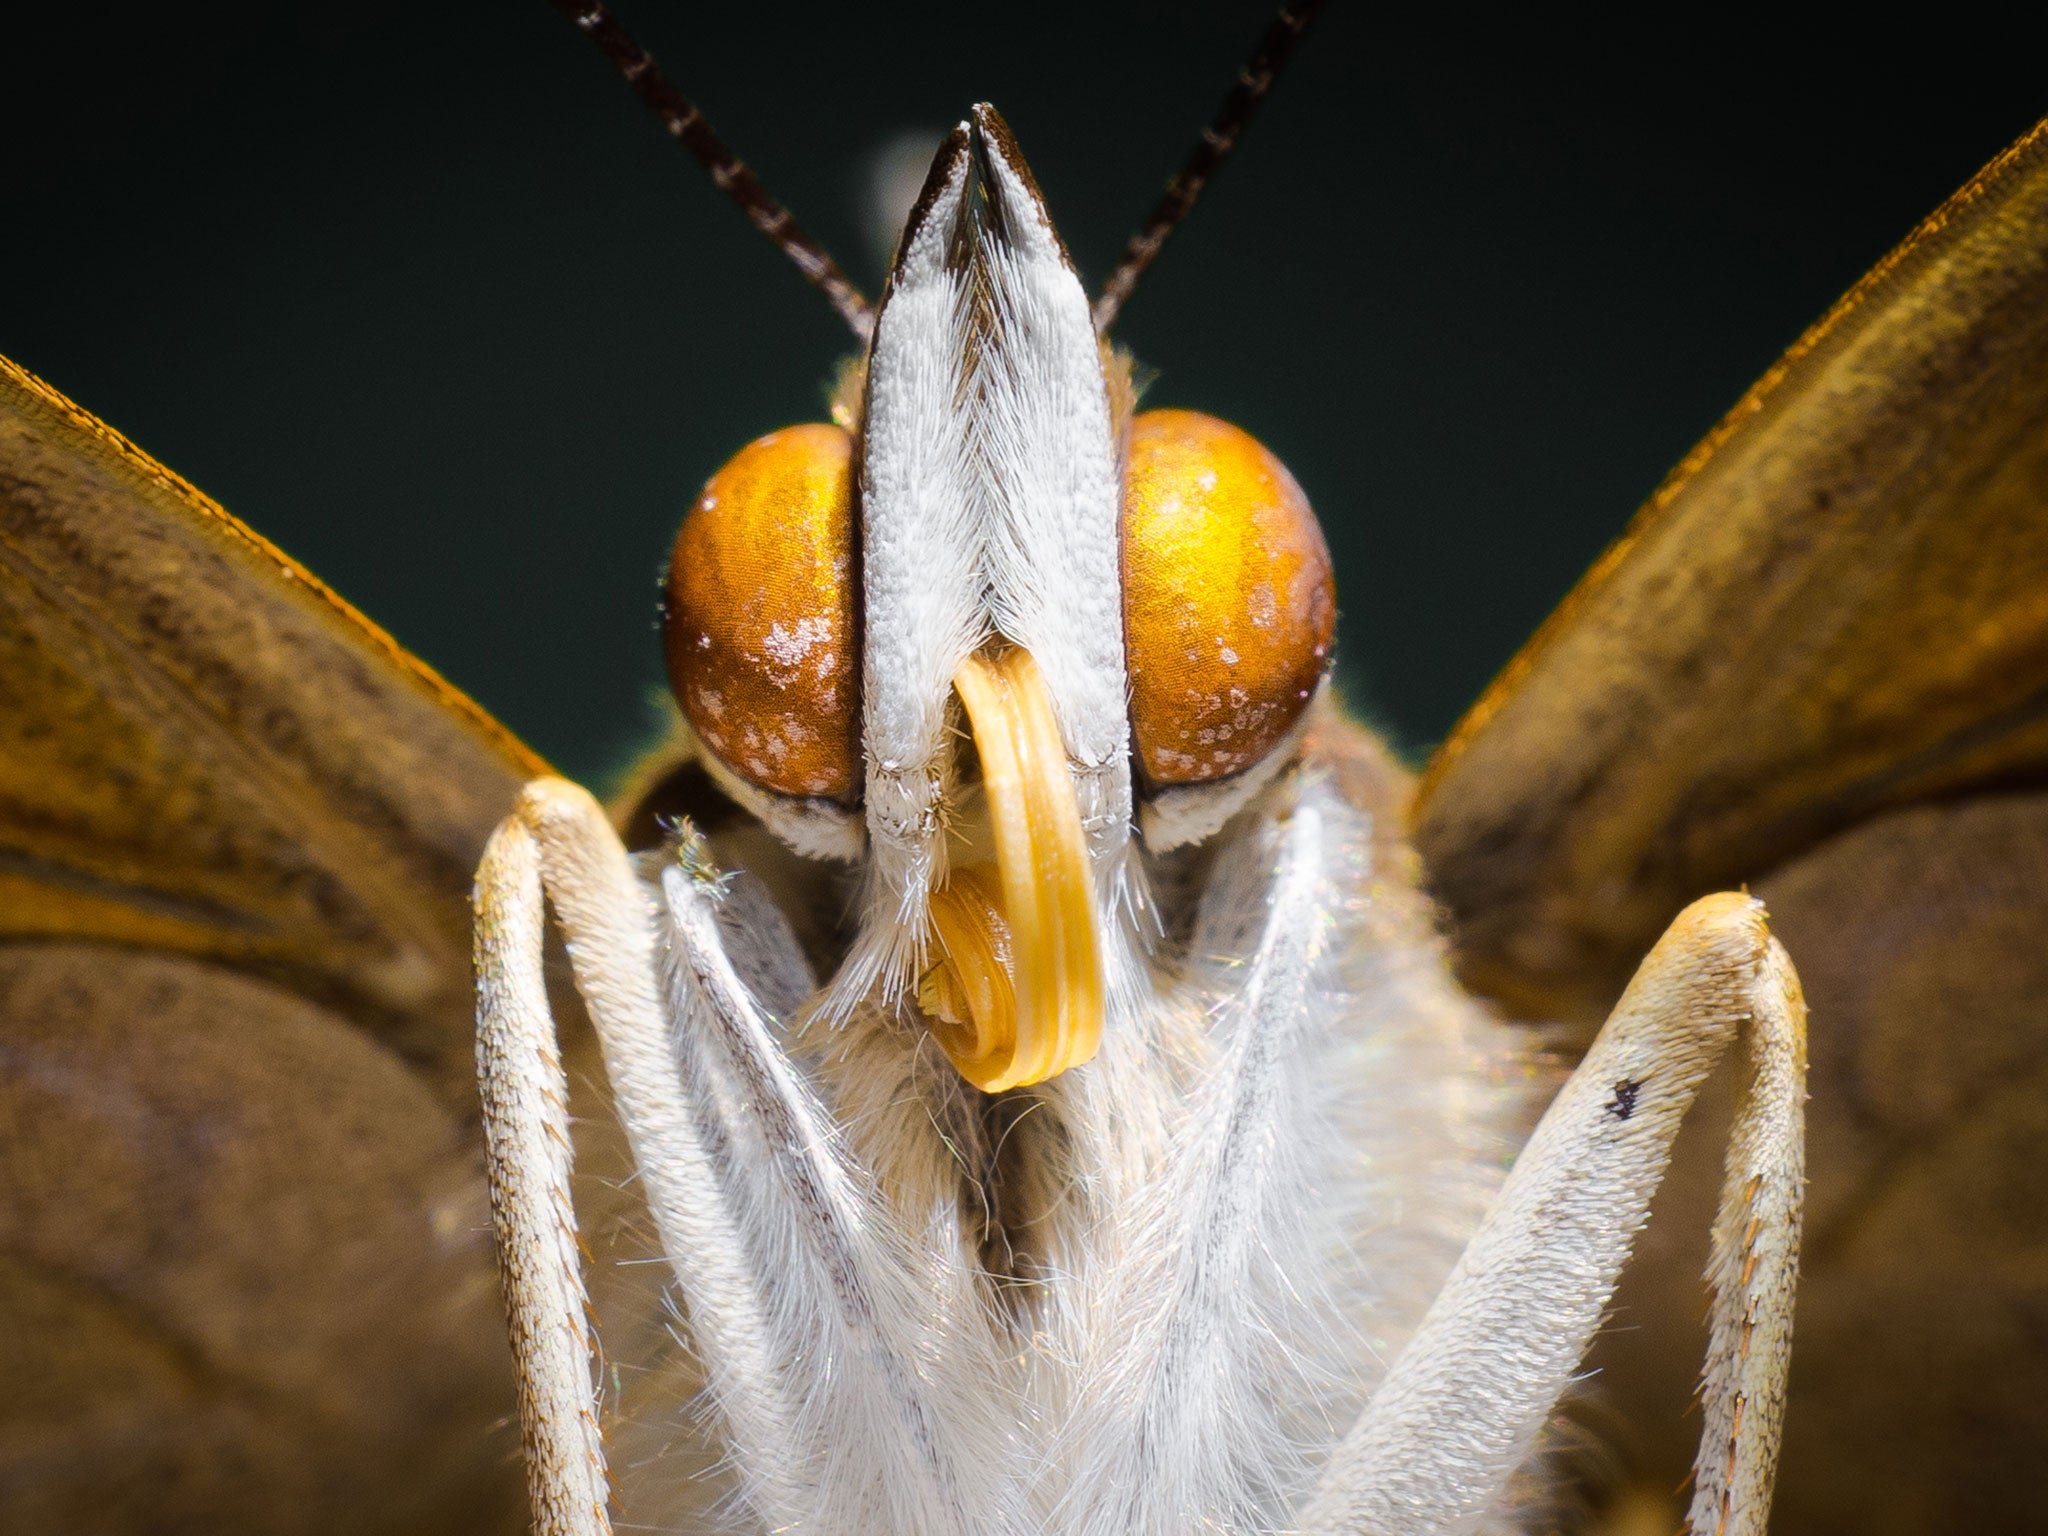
[4, 3, 2048, 1536]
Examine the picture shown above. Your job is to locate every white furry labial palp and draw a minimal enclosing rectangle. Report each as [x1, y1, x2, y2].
[841, 107, 1142, 1022]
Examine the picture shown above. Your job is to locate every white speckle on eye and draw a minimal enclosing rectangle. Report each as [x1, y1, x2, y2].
[816, 650, 837, 679]
[702, 494, 718, 511]
[1197, 467, 1218, 492]
[1218, 641, 1240, 666]
[1247, 583, 1277, 628]
[696, 688, 726, 721]
[696, 632, 713, 649]
[764, 616, 830, 672]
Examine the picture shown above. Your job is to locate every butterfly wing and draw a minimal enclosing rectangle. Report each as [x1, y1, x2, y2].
[0, 355, 540, 1534]
[1412, 120, 2048, 1531]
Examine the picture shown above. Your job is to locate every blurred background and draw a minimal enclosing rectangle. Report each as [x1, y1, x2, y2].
[3, 1, 2045, 783]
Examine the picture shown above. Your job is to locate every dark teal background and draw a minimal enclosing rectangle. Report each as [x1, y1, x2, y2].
[4, 3, 2045, 781]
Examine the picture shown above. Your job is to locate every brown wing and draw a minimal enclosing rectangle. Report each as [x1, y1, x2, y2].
[0, 355, 542, 1534]
[1412, 121, 2048, 1531]
[1414, 115, 2048, 1027]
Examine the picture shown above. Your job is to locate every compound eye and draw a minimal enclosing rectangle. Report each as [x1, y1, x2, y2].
[1121, 409, 1335, 787]
[662, 423, 860, 801]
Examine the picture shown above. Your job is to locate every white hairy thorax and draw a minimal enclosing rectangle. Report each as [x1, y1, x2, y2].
[475, 103, 1802, 1536]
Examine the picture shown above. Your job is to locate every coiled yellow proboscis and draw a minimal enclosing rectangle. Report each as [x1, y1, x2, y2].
[918, 649, 1103, 1093]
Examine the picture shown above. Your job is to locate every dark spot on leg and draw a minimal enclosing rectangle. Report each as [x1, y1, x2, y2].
[1607, 1078, 1643, 1120]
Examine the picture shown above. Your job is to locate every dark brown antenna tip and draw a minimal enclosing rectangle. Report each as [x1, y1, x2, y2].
[549, 0, 876, 341]
[1091, 0, 1328, 334]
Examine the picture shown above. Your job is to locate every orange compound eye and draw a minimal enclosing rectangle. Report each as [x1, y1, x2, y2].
[1121, 409, 1336, 787]
[662, 423, 860, 801]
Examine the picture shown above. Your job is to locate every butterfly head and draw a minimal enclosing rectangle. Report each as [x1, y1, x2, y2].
[660, 108, 1334, 1090]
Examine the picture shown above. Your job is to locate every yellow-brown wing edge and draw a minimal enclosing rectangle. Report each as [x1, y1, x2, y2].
[0, 351, 551, 784]
[1413, 113, 2048, 1024]
[0, 354, 542, 1531]
[1422, 114, 2048, 808]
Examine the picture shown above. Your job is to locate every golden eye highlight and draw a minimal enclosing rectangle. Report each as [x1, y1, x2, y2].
[1121, 409, 1335, 788]
[662, 423, 859, 801]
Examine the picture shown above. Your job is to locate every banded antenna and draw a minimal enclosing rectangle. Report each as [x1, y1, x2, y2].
[549, 0, 877, 341]
[550, 0, 1325, 343]
[1092, 0, 1329, 333]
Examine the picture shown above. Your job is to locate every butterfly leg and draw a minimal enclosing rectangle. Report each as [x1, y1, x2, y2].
[1300, 891, 1807, 1536]
[650, 847, 1027, 1533]
[473, 788, 612, 1536]
[1052, 800, 1333, 1535]
[474, 778, 806, 1536]
[477, 777, 1019, 1536]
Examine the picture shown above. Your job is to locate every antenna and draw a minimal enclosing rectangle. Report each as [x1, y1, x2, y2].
[549, 0, 876, 341]
[1092, 0, 1329, 333]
